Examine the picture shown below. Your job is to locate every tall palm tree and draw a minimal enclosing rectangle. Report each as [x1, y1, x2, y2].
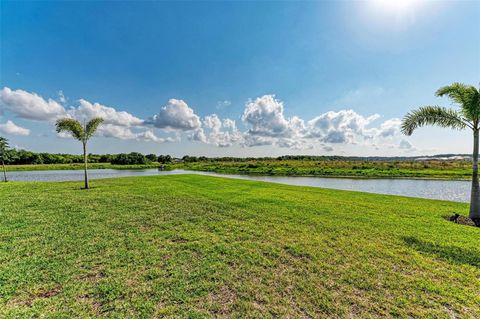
[0, 136, 9, 182]
[56, 117, 104, 189]
[401, 83, 480, 226]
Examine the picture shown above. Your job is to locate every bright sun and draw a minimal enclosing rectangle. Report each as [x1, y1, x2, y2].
[372, 0, 419, 12]
[361, 0, 427, 30]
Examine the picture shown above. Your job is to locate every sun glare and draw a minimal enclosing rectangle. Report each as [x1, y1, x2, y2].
[371, 0, 419, 12]
[360, 0, 428, 30]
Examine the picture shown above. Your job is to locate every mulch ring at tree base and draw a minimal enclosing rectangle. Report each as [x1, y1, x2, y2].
[444, 214, 477, 227]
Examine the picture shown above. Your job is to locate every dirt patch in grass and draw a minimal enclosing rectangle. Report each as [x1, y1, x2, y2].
[7, 285, 62, 308]
[171, 237, 189, 243]
[77, 293, 103, 315]
[79, 270, 106, 283]
[36, 286, 62, 298]
[205, 285, 238, 316]
[139, 224, 152, 232]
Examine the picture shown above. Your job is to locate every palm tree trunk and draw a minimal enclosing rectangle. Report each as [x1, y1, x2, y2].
[83, 142, 89, 189]
[470, 129, 480, 226]
[2, 159, 6, 182]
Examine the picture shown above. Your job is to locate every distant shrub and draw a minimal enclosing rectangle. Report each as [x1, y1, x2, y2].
[182, 156, 198, 163]
[158, 155, 172, 164]
[111, 152, 147, 165]
[146, 154, 158, 162]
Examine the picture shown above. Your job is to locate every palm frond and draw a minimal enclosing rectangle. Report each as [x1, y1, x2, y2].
[462, 86, 480, 122]
[436, 83, 480, 122]
[85, 117, 104, 140]
[401, 106, 469, 136]
[0, 136, 8, 149]
[436, 83, 469, 104]
[0, 137, 9, 161]
[55, 118, 85, 141]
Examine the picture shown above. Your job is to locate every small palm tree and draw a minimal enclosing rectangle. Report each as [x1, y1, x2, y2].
[0, 136, 9, 182]
[401, 83, 480, 226]
[56, 117, 104, 189]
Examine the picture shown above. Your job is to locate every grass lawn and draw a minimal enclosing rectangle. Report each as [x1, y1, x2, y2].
[0, 175, 479, 318]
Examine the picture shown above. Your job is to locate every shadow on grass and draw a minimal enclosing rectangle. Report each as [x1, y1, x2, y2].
[403, 237, 480, 268]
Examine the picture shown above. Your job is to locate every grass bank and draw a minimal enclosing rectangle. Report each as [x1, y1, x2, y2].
[1, 175, 479, 318]
[176, 159, 473, 180]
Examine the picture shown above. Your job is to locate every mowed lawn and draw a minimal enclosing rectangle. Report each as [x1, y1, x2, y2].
[0, 175, 479, 318]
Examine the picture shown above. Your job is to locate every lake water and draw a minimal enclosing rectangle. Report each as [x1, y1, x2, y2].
[5, 168, 471, 203]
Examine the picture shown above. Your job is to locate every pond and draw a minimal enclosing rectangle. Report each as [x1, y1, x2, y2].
[4, 168, 471, 203]
[6, 168, 471, 203]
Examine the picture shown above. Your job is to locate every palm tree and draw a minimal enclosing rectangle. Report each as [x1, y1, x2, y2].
[56, 117, 104, 189]
[401, 83, 480, 226]
[0, 136, 9, 182]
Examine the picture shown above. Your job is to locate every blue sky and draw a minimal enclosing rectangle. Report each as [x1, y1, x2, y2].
[1, 0, 479, 157]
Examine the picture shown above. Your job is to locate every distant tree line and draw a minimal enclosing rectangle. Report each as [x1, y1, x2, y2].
[2, 150, 471, 166]
[3, 149, 173, 165]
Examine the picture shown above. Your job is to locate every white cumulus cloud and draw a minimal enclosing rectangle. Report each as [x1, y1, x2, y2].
[375, 118, 402, 138]
[96, 124, 139, 140]
[242, 95, 292, 137]
[202, 115, 243, 147]
[190, 128, 207, 143]
[242, 135, 274, 147]
[70, 99, 144, 127]
[241, 95, 307, 148]
[1, 87, 157, 141]
[149, 99, 201, 131]
[82, 124, 168, 143]
[0, 87, 416, 152]
[307, 110, 380, 143]
[0, 120, 30, 136]
[0, 87, 66, 121]
[203, 114, 222, 132]
[223, 118, 236, 129]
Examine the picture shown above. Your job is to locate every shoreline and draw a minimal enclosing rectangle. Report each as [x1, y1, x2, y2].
[4, 164, 472, 181]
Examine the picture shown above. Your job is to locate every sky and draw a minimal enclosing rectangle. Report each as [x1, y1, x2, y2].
[0, 0, 479, 157]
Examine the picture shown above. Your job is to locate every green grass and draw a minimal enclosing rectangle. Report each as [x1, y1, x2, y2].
[176, 159, 473, 180]
[5, 162, 164, 171]
[1, 175, 479, 318]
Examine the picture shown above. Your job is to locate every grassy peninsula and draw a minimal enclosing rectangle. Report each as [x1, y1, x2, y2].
[176, 159, 473, 180]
